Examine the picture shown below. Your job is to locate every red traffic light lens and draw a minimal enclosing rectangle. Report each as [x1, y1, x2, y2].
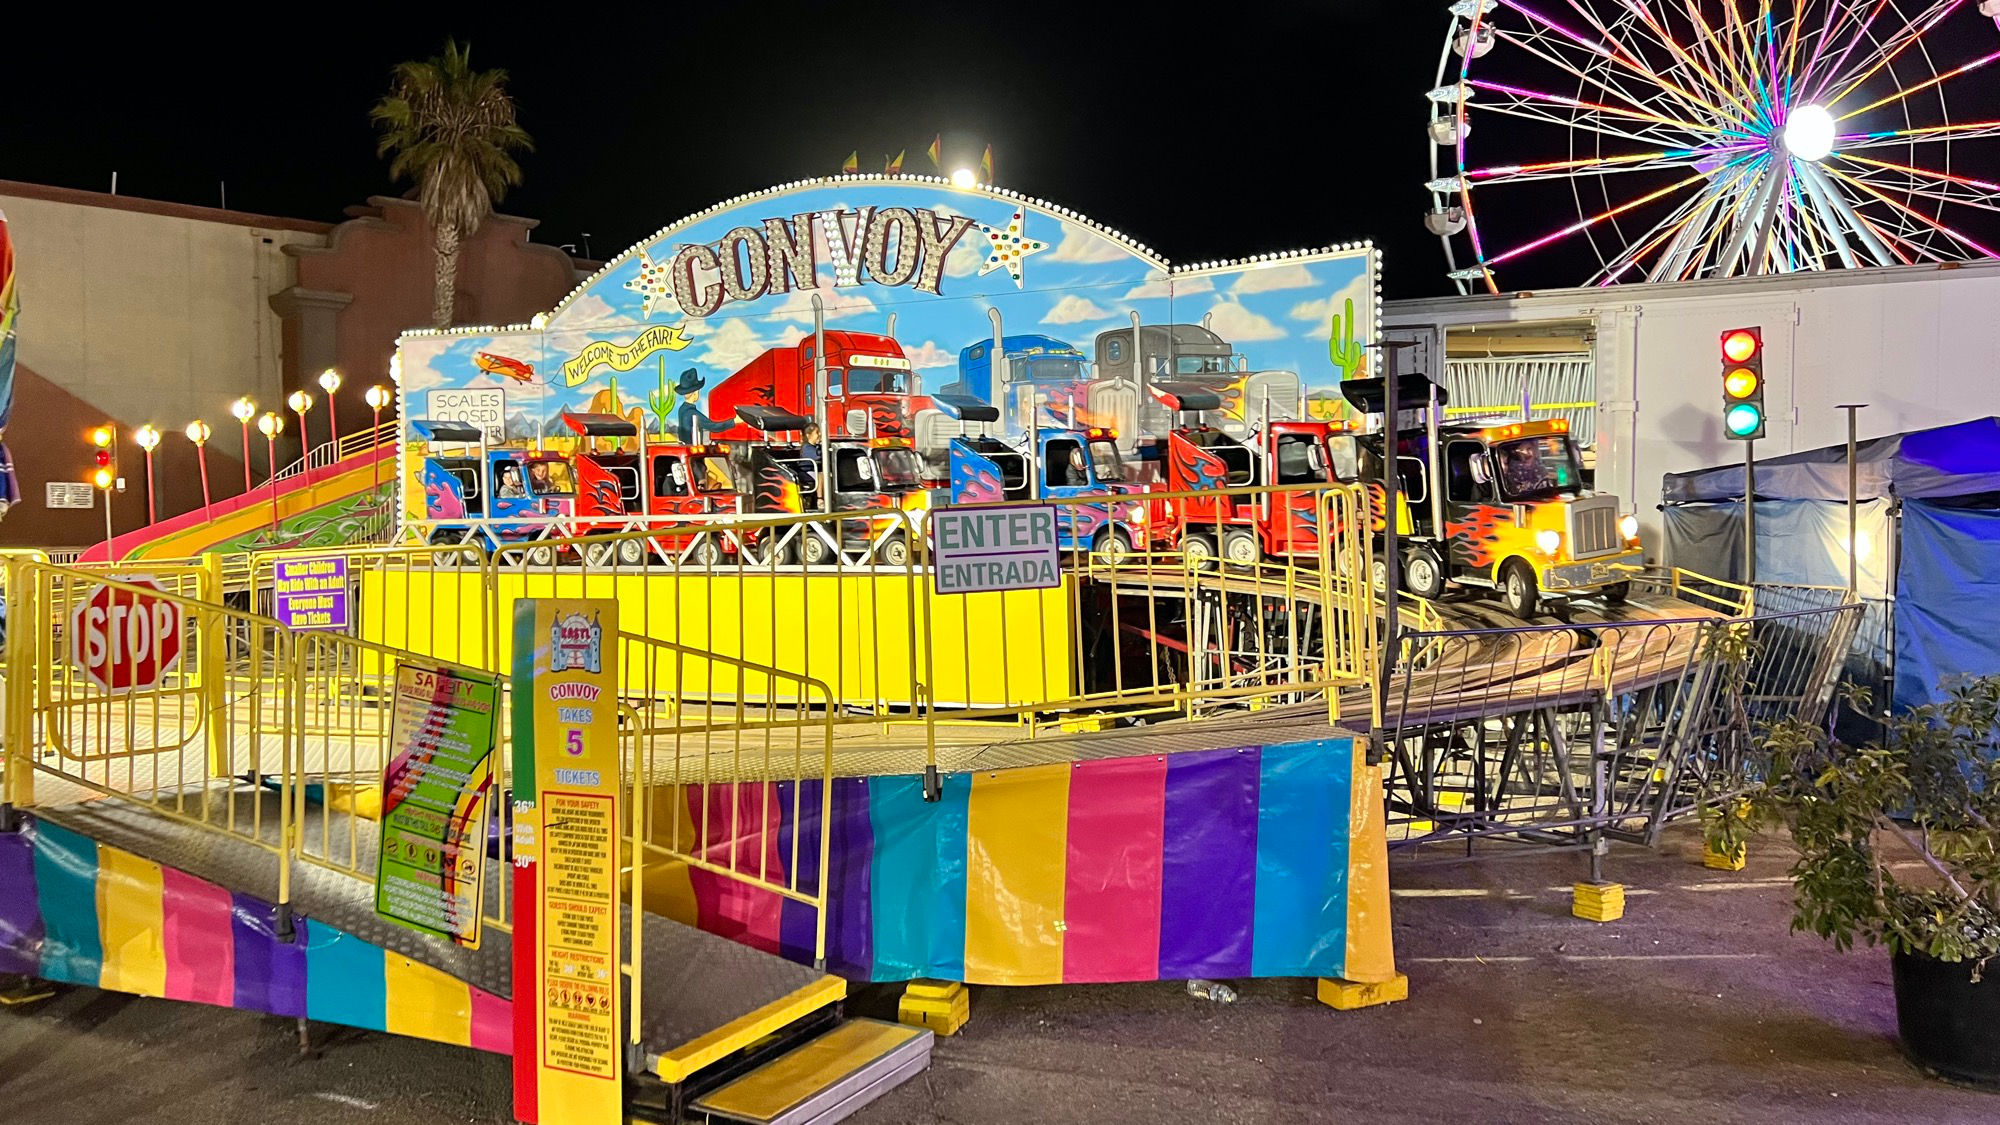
[1722, 329, 1760, 363]
[1724, 368, 1760, 399]
[94, 450, 112, 468]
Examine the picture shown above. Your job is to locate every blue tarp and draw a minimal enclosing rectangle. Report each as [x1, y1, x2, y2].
[1662, 417, 2000, 504]
[1895, 501, 2000, 711]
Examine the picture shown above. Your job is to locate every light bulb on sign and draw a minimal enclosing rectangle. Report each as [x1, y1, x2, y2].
[951, 168, 976, 188]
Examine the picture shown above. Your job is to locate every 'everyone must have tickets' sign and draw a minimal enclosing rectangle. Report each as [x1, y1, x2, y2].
[272, 556, 350, 630]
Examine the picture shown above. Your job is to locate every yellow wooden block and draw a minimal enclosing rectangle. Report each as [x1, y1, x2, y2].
[1317, 973, 1409, 1011]
[898, 980, 969, 1036]
[1058, 714, 1116, 733]
[1703, 845, 1747, 871]
[1572, 882, 1625, 923]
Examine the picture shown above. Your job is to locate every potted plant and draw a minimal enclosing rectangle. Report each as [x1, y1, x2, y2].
[1711, 676, 2000, 1085]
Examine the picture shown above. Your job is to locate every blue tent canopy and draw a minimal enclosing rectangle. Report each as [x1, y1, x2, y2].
[1663, 417, 2000, 712]
[1661, 417, 2000, 504]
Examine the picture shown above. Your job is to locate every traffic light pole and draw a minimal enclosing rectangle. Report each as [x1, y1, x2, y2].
[1743, 440, 1756, 585]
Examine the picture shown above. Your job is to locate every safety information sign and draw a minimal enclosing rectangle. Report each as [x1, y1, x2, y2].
[373, 661, 500, 948]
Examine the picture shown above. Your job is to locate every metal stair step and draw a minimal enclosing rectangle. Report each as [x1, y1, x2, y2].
[690, 1019, 932, 1125]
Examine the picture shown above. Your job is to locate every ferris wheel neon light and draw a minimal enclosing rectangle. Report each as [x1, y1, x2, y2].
[1426, 1, 2000, 294]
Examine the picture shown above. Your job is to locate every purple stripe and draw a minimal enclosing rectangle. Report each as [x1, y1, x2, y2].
[775, 780, 823, 966]
[0, 832, 43, 976]
[825, 777, 875, 979]
[1158, 746, 1261, 979]
[229, 892, 306, 1017]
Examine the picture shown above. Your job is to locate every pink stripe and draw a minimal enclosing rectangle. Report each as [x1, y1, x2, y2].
[1062, 756, 1167, 983]
[470, 987, 513, 1054]
[160, 867, 234, 1005]
[685, 784, 785, 954]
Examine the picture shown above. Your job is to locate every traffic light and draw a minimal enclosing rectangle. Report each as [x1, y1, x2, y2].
[1720, 327, 1765, 440]
[90, 425, 116, 489]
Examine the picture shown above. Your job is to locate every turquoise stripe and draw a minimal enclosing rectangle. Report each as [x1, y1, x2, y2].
[31, 820, 103, 985]
[868, 773, 970, 980]
[1250, 737, 1353, 978]
[302, 918, 388, 1031]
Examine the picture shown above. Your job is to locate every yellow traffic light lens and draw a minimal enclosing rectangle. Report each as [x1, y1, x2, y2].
[1726, 403, 1764, 437]
[1724, 368, 1760, 398]
[90, 426, 114, 448]
[92, 468, 113, 489]
[1722, 329, 1760, 363]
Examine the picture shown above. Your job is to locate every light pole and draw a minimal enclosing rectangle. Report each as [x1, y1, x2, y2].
[133, 424, 161, 524]
[318, 368, 343, 453]
[185, 420, 213, 510]
[287, 390, 314, 466]
[231, 397, 257, 492]
[364, 385, 391, 488]
[258, 411, 283, 532]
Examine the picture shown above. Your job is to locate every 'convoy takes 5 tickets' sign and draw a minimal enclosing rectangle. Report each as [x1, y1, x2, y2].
[511, 599, 622, 1125]
[929, 505, 1062, 595]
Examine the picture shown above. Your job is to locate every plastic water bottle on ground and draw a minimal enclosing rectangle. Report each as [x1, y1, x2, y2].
[1185, 979, 1237, 1003]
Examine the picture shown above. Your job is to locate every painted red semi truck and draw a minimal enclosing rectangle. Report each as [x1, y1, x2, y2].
[709, 330, 925, 444]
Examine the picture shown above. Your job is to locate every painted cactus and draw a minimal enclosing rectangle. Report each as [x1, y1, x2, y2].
[1329, 297, 1366, 381]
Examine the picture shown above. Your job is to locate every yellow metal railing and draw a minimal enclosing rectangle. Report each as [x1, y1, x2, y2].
[618, 630, 838, 1048]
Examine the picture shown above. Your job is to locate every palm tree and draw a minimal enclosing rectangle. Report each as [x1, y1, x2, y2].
[370, 40, 533, 328]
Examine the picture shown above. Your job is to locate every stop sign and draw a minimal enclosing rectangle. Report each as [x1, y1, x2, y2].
[69, 576, 185, 692]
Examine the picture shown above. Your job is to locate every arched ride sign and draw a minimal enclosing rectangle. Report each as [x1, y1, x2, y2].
[68, 576, 184, 692]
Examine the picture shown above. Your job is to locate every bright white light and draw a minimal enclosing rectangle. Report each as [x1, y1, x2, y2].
[950, 168, 976, 188]
[1784, 105, 1836, 162]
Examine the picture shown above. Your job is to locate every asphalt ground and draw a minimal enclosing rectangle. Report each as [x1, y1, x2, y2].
[5, 823, 1997, 1124]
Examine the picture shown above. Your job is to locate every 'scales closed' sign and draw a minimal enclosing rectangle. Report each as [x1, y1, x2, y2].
[428, 388, 508, 443]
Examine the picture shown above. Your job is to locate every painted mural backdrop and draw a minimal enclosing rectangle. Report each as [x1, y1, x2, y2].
[396, 179, 1377, 513]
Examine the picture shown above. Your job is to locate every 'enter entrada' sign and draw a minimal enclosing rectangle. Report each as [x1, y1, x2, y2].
[930, 505, 1061, 595]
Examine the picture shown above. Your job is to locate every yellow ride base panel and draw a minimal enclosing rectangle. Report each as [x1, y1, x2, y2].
[898, 980, 970, 1036]
[1317, 973, 1409, 1011]
[695, 1019, 928, 1123]
[1572, 882, 1626, 923]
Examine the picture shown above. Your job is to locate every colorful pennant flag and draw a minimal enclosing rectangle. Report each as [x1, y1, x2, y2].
[885, 150, 906, 176]
[926, 134, 942, 170]
[979, 145, 994, 184]
[840, 151, 859, 174]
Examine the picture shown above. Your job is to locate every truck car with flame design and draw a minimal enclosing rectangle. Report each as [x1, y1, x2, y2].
[412, 419, 574, 565]
[727, 404, 929, 567]
[1148, 385, 1403, 569]
[940, 393, 1146, 556]
[1367, 417, 1643, 617]
[561, 412, 744, 567]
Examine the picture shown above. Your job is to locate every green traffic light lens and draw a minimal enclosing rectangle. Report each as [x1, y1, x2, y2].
[1726, 403, 1763, 436]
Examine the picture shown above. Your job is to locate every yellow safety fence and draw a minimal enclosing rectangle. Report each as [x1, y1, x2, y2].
[233, 481, 1381, 774]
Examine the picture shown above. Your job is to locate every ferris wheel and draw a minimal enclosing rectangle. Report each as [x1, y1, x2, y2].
[1426, 0, 2000, 295]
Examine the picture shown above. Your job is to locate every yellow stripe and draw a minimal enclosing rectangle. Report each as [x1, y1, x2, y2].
[1344, 738, 1398, 983]
[383, 955, 474, 1046]
[962, 763, 1069, 985]
[96, 849, 167, 997]
[698, 1020, 925, 1120]
[654, 976, 847, 1084]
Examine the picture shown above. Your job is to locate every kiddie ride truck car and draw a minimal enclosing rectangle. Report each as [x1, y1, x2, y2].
[935, 392, 1150, 558]
[561, 412, 746, 567]
[1148, 384, 1385, 571]
[1340, 376, 1643, 618]
[414, 419, 574, 565]
[728, 405, 930, 567]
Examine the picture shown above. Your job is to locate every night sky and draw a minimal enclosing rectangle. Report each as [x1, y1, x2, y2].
[10, 4, 1996, 300]
[9, 3, 1453, 297]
